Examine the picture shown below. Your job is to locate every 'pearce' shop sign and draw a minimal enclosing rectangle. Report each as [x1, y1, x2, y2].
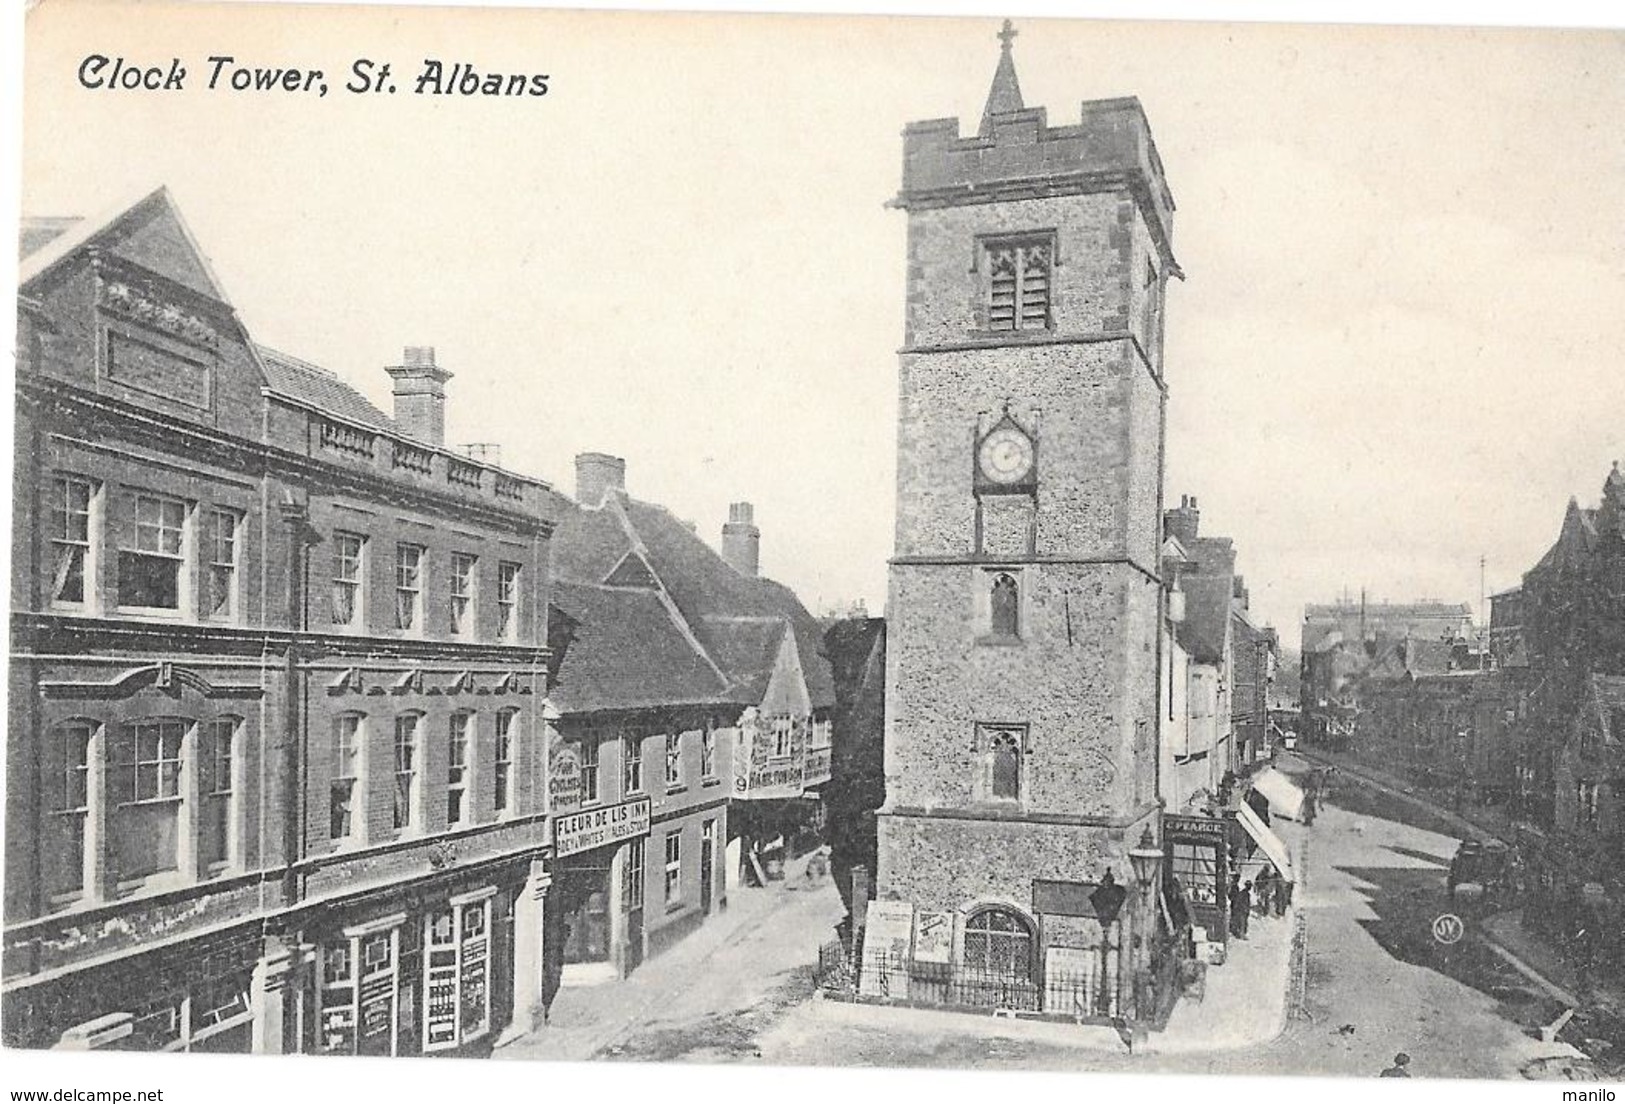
[554, 797, 651, 858]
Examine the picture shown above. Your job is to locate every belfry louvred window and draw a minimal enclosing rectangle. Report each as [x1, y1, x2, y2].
[986, 239, 1052, 331]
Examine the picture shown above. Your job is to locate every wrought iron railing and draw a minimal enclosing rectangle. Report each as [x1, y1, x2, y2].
[816, 943, 1120, 1019]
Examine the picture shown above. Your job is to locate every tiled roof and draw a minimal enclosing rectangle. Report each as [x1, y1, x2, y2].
[549, 492, 836, 711]
[547, 581, 729, 715]
[255, 345, 394, 431]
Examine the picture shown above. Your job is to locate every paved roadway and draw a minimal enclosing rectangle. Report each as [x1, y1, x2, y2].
[507, 757, 1583, 1079]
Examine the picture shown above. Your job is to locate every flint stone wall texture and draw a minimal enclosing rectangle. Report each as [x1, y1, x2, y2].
[876, 812, 1154, 926]
[885, 562, 1159, 816]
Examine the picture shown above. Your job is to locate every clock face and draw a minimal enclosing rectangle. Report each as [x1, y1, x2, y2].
[978, 426, 1035, 485]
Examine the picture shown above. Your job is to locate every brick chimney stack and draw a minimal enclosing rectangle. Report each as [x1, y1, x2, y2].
[385, 346, 453, 447]
[722, 501, 760, 577]
[574, 452, 626, 507]
[1164, 493, 1201, 545]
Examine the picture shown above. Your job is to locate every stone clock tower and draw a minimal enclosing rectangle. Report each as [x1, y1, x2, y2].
[873, 24, 1180, 1023]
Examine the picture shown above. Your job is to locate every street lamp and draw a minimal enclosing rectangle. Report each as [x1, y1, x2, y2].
[1129, 826, 1165, 890]
[1125, 826, 1166, 1042]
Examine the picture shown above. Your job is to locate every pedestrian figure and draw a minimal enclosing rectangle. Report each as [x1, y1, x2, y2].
[1229, 880, 1251, 940]
[1380, 1052, 1412, 1077]
[1275, 876, 1293, 917]
[1254, 868, 1275, 917]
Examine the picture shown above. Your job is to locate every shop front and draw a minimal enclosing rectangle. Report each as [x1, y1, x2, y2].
[1164, 813, 1231, 944]
[301, 864, 525, 1058]
[550, 796, 652, 983]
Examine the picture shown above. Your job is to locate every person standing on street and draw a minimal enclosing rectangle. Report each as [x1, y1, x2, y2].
[1380, 1053, 1412, 1077]
[1229, 880, 1251, 940]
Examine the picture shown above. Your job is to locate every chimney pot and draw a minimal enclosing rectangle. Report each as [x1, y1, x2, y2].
[722, 500, 761, 577]
[574, 452, 626, 507]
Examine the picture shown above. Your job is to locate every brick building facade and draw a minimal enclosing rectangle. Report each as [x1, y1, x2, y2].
[6, 189, 556, 1055]
[874, 29, 1181, 1025]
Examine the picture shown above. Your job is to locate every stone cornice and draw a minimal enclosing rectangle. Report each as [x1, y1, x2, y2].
[12, 614, 551, 667]
[890, 554, 1163, 587]
[877, 802, 1162, 831]
[892, 169, 1180, 277]
[18, 377, 554, 538]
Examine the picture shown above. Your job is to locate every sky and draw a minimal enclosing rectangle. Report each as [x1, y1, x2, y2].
[15, 0, 1625, 644]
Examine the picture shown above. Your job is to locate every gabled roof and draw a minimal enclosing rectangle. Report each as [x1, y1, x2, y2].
[19, 217, 81, 259]
[549, 491, 836, 712]
[256, 345, 394, 430]
[547, 581, 730, 715]
[20, 185, 234, 306]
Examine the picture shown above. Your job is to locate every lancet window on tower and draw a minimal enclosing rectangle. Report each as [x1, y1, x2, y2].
[990, 572, 1020, 637]
[985, 238, 1052, 332]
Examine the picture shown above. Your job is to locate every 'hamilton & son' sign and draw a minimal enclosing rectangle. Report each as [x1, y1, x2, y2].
[553, 797, 652, 858]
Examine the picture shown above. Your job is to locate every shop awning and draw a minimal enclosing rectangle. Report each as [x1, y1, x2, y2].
[1235, 801, 1294, 882]
[1251, 767, 1307, 821]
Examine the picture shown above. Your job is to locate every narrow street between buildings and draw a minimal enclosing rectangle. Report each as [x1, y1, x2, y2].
[493, 758, 1603, 1079]
[494, 857, 846, 1064]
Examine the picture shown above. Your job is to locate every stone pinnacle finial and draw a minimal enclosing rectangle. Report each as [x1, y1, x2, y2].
[980, 19, 1025, 136]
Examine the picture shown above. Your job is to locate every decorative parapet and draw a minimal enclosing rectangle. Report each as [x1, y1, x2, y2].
[319, 418, 375, 459]
[448, 458, 483, 489]
[391, 439, 434, 476]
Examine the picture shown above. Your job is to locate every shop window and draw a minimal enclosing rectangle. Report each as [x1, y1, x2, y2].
[44, 720, 93, 901]
[394, 543, 424, 632]
[449, 552, 477, 636]
[446, 712, 472, 827]
[664, 830, 682, 906]
[199, 717, 238, 872]
[332, 714, 364, 844]
[493, 709, 516, 815]
[394, 714, 421, 832]
[423, 892, 493, 1053]
[962, 906, 1035, 982]
[497, 561, 521, 642]
[623, 734, 644, 795]
[204, 508, 240, 621]
[701, 724, 717, 779]
[110, 718, 186, 884]
[117, 492, 188, 613]
[320, 922, 402, 1057]
[623, 837, 646, 912]
[50, 475, 95, 607]
[665, 732, 682, 788]
[332, 533, 365, 628]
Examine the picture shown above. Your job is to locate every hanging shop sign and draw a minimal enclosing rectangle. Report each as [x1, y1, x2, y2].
[549, 744, 583, 812]
[554, 796, 651, 858]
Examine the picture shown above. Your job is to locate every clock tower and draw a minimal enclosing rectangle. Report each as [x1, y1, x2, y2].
[874, 23, 1180, 1023]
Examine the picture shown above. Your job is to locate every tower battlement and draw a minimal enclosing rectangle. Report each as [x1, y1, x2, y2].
[896, 97, 1178, 270]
